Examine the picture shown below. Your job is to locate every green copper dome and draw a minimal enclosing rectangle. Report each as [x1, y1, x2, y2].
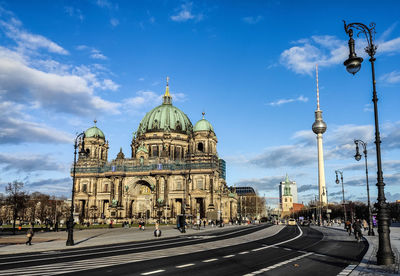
[85, 121, 105, 139]
[194, 118, 214, 132]
[194, 113, 214, 133]
[137, 95, 193, 135]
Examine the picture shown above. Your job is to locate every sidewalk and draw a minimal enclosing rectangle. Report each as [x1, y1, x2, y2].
[0, 224, 248, 255]
[322, 223, 400, 275]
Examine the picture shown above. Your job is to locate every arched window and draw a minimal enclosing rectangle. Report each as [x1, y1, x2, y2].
[82, 184, 87, 193]
[285, 198, 287, 202]
[197, 142, 204, 152]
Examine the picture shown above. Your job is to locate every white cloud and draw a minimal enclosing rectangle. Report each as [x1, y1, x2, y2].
[170, 2, 202, 22]
[124, 91, 161, 107]
[242, 16, 263, 24]
[110, 18, 119, 27]
[268, 95, 308, 106]
[379, 37, 400, 53]
[280, 25, 400, 75]
[77, 46, 108, 60]
[0, 48, 120, 115]
[0, 17, 68, 55]
[0, 101, 73, 144]
[280, 35, 347, 75]
[64, 6, 84, 21]
[96, 0, 113, 9]
[379, 70, 400, 84]
[0, 153, 66, 173]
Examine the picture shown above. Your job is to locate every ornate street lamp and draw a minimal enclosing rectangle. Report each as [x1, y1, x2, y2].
[354, 139, 375, 236]
[335, 170, 347, 226]
[66, 132, 89, 246]
[343, 21, 394, 265]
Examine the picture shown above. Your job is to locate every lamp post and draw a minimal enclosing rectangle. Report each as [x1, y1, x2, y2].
[344, 21, 394, 265]
[354, 139, 375, 236]
[66, 132, 89, 246]
[335, 170, 347, 226]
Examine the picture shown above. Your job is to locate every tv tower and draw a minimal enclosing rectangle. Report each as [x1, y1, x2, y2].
[312, 64, 327, 205]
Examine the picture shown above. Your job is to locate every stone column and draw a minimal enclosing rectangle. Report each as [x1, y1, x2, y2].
[118, 177, 123, 207]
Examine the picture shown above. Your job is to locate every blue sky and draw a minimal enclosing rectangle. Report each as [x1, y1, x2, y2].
[0, 0, 399, 207]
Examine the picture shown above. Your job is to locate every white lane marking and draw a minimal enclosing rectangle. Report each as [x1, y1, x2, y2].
[0, 225, 282, 275]
[223, 254, 235, 258]
[202, 258, 218, 263]
[176, 263, 195, 268]
[244, 252, 313, 275]
[0, 236, 186, 260]
[239, 251, 249, 255]
[337, 264, 357, 275]
[141, 270, 165, 275]
[249, 224, 304, 253]
[284, 248, 292, 251]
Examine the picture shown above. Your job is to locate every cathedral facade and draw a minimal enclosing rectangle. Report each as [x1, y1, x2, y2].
[72, 80, 237, 224]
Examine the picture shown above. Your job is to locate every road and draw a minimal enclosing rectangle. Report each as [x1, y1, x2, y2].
[0, 224, 367, 275]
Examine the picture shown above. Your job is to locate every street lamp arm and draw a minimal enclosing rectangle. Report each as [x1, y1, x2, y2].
[343, 21, 377, 57]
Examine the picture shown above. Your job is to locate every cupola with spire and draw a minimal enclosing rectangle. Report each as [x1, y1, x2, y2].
[194, 112, 214, 133]
[82, 120, 109, 162]
[136, 77, 193, 136]
[85, 120, 105, 139]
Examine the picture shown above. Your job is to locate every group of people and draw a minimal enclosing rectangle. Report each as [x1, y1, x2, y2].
[345, 218, 369, 242]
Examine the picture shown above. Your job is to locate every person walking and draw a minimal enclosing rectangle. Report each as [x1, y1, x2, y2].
[362, 219, 368, 232]
[154, 222, 161, 237]
[353, 219, 363, 242]
[345, 220, 352, 236]
[25, 226, 34, 246]
[203, 219, 206, 228]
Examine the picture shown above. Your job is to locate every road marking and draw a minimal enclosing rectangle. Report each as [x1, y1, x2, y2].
[141, 270, 165, 275]
[223, 254, 235, 258]
[203, 258, 218, 263]
[337, 264, 357, 275]
[0, 225, 283, 275]
[243, 252, 313, 275]
[176, 263, 195, 268]
[284, 248, 292, 251]
[239, 251, 249, 255]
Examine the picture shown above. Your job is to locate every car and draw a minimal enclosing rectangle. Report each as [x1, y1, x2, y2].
[302, 220, 310, 226]
[288, 218, 296, 226]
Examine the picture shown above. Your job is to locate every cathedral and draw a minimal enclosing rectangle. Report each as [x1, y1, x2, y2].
[72, 79, 238, 224]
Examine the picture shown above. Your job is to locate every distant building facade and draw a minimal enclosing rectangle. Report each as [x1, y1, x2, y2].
[279, 174, 297, 217]
[279, 174, 298, 204]
[72, 80, 237, 224]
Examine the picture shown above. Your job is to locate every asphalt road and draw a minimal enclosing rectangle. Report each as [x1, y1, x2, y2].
[0, 224, 367, 276]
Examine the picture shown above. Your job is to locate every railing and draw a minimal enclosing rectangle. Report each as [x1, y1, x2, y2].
[72, 162, 219, 174]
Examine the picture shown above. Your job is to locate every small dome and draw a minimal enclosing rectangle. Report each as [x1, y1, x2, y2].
[194, 119, 214, 132]
[194, 113, 214, 132]
[85, 121, 105, 139]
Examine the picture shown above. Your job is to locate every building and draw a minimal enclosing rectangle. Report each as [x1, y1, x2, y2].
[280, 175, 293, 217]
[279, 174, 297, 204]
[72, 79, 237, 224]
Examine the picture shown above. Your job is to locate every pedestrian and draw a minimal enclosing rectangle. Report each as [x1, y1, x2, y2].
[362, 219, 368, 232]
[26, 226, 34, 246]
[345, 220, 352, 236]
[353, 219, 363, 242]
[154, 222, 161, 237]
[203, 219, 206, 228]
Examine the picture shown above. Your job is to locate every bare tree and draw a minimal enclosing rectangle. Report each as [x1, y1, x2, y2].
[5, 181, 28, 235]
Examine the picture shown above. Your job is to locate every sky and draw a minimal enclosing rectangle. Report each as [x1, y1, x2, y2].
[0, 0, 399, 207]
